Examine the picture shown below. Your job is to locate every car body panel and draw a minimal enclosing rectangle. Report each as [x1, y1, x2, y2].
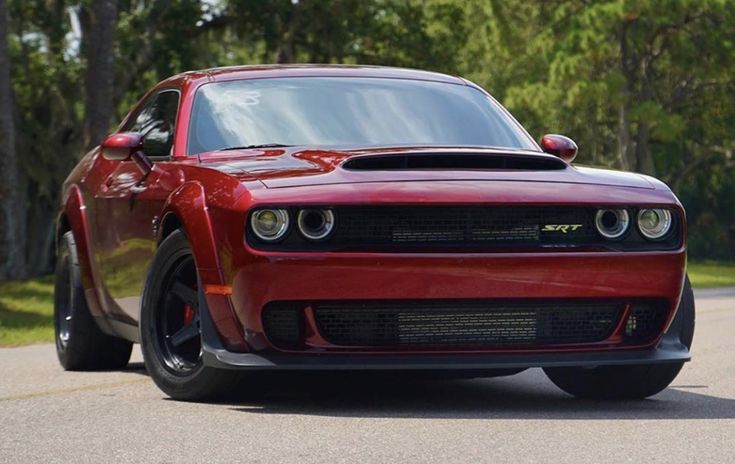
[195, 146, 656, 190]
[57, 64, 689, 365]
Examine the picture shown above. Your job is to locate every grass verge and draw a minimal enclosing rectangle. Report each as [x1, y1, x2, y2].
[688, 261, 735, 288]
[1, 261, 734, 347]
[0, 276, 54, 346]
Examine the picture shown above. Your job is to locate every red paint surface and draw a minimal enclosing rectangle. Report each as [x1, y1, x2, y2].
[58, 65, 688, 355]
[100, 132, 143, 161]
[539, 134, 578, 163]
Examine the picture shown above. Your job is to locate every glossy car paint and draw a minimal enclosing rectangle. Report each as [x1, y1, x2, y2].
[58, 65, 687, 358]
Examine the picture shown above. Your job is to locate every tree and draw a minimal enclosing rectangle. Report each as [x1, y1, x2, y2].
[0, 0, 27, 280]
[0, 0, 733, 279]
[83, 0, 120, 149]
[463, 0, 735, 258]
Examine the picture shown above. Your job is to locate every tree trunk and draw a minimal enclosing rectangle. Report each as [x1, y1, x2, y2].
[634, 121, 654, 174]
[83, 0, 119, 150]
[635, 60, 656, 175]
[617, 21, 638, 172]
[0, 0, 29, 280]
[617, 104, 633, 171]
[618, 18, 656, 175]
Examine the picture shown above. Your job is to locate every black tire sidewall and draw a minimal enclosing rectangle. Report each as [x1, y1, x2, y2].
[54, 231, 132, 370]
[544, 276, 696, 400]
[53, 234, 76, 366]
[676, 276, 695, 349]
[140, 230, 235, 400]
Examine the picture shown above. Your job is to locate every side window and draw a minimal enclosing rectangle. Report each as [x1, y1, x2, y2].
[126, 91, 180, 158]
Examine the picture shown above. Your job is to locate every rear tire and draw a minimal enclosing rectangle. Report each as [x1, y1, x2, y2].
[544, 277, 695, 400]
[54, 231, 132, 370]
[140, 230, 241, 401]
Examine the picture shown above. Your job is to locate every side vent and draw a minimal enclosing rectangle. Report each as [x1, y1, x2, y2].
[342, 153, 566, 171]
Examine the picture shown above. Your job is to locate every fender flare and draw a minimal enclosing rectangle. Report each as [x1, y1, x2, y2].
[160, 181, 222, 279]
[159, 181, 248, 352]
[57, 186, 106, 318]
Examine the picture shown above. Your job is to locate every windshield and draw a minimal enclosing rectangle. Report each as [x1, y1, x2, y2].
[187, 77, 536, 154]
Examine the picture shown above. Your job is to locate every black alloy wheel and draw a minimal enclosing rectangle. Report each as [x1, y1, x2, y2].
[154, 253, 203, 375]
[140, 230, 242, 400]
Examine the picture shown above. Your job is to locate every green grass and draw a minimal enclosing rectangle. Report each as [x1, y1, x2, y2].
[0, 260, 733, 347]
[688, 261, 735, 288]
[0, 276, 54, 346]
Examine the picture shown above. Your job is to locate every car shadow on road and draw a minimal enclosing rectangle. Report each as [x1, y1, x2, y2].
[222, 369, 735, 420]
[121, 361, 148, 375]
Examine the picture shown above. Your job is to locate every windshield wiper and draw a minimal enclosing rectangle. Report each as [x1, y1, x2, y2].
[218, 143, 293, 151]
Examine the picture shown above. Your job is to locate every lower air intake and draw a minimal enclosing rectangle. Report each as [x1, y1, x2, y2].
[625, 303, 667, 343]
[262, 302, 304, 348]
[312, 300, 624, 348]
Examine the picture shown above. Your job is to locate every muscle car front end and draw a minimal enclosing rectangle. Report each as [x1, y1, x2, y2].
[54, 65, 693, 401]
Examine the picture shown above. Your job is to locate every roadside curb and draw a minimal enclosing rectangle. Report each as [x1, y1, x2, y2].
[693, 286, 735, 299]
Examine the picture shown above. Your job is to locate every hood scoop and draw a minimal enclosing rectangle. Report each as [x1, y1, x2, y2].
[341, 152, 566, 171]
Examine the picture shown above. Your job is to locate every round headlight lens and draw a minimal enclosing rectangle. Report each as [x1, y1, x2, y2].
[594, 208, 630, 239]
[297, 209, 335, 240]
[637, 208, 672, 240]
[250, 209, 289, 241]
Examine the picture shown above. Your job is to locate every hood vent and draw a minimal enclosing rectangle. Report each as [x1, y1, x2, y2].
[342, 153, 566, 171]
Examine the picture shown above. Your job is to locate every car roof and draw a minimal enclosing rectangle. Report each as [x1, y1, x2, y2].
[166, 64, 467, 86]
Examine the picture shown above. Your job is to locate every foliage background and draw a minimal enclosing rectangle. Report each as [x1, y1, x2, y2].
[1, 0, 734, 280]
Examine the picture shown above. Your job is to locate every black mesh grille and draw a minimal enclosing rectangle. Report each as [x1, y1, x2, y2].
[625, 303, 666, 342]
[262, 302, 304, 347]
[312, 300, 623, 347]
[329, 206, 596, 249]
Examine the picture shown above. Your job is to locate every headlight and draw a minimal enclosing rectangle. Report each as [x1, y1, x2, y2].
[595, 208, 630, 239]
[637, 208, 672, 240]
[297, 209, 335, 240]
[250, 209, 290, 241]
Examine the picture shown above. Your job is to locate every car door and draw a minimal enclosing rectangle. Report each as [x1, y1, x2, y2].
[92, 90, 181, 324]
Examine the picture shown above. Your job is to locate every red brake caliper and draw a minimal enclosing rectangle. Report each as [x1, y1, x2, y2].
[182, 305, 195, 327]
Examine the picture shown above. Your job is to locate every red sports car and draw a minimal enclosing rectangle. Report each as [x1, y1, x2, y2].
[54, 65, 694, 401]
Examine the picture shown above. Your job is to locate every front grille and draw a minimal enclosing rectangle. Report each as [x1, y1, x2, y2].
[331, 206, 602, 250]
[330, 206, 596, 247]
[312, 300, 623, 348]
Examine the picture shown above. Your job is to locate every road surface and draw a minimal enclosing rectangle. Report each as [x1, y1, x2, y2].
[1, 287, 734, 463]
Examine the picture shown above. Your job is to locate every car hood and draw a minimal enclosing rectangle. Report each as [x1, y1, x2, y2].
[198, 146, 657, 190]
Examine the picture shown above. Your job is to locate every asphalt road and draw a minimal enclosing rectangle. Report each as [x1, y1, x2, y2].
[1, 288, 734, 463]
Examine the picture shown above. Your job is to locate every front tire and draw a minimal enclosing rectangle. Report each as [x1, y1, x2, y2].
[140, 230, 241, 401]
[544, 277, 695, 400]
[54, 231, 132, 370]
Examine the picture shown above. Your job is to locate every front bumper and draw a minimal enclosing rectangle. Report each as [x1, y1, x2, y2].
[202, 312, 690, 370]
[201, 246, 688, 368]
[224, 249, 686, 352]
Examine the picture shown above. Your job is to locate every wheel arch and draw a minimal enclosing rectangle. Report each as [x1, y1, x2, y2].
[159, 181, 222, 278]
[157, 180, 249, 352]
[158, 211, 183, 245]
[55, 212, 71, 247]
[58, 186, 93, 289]
[56, 185, 106, 318]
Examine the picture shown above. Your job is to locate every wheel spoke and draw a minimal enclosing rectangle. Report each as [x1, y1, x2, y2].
[171, 280, 198, 308]
[155, 254, 203, 373]
[168, 320, 200, 347]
